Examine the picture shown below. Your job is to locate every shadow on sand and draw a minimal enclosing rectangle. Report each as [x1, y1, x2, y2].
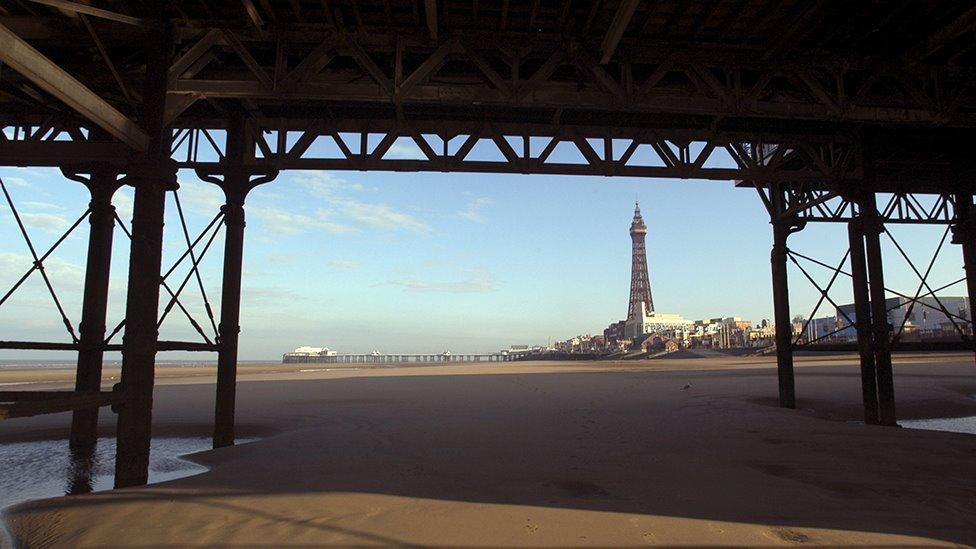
[4, 361, 976, 546]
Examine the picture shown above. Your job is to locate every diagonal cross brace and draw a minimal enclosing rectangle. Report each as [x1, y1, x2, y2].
[0, 177, 84, 343]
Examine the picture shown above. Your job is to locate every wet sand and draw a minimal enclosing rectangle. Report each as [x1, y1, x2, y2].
[2, 353, 976, 547]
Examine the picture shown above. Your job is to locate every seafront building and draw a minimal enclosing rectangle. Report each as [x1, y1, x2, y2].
[799, 296, 971, 344]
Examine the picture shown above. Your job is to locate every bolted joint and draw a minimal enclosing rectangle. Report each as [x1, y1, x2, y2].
[218, 322, 242, 337]
[88, 199, 117, 219]
[220, 203, 246, 228]
[123, 159, 180, 191]
[859, 214, 884, 236]
[951, 218, 976, 245]
[78, 321, 107, 336]
[770, 243, 789, 263]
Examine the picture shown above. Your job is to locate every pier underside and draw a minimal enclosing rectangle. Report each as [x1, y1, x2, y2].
[0, 0, 974, 486]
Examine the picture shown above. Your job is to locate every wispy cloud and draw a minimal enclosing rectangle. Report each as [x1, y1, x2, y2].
[113, 191, 134, 222]
[329, 259, 360, 270]
[457, 196, 494, 224]
[243, 285, 300, 304]
[175, 182, 224, 215]
[286, 172, 428, 233]
[266, 253, 296, 265]
[382, 140, 426, 160]
[16, 212, 70, 234]
[0, 176, 30, 187]
[330, 198, 430, 233]
[390, 269, 498, 294]
[22, 201, 64, 211]
[293, 171, 364, 196]
[0, 252, 84, 287]
[249, 205, 355, 235]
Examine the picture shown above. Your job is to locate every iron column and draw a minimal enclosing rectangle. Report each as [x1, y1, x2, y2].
[200, 115, 277, 448]
[862, 196, 896, 426]
[115, 19, 175, 488]
[847, 212, 880, 424]
[952, 193, 976, 355]
[213, 120, 247, 448]
[66, 166, 120, 450]
[770, 186, 796, 409]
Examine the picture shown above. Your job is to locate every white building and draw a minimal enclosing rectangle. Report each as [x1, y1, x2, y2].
[624, 301, 694, 339]
[283, 346, 338, 363]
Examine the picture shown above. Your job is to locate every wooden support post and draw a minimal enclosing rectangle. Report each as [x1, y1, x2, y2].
[848, 212, 880, 425]
[862, 195, 897, 426]
[67, 165, 120, 450]
[115, 19, 175, 489]
[770, 187, 796, 409]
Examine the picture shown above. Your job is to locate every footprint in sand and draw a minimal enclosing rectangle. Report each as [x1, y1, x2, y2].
[763, 527, 813, 544]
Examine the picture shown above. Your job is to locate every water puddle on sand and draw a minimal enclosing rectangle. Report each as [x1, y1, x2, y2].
[900, 416, 976, 436]
[0, 436, 255, 510]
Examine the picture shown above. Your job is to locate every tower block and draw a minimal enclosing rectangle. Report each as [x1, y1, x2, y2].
[628, 202, 654, 319]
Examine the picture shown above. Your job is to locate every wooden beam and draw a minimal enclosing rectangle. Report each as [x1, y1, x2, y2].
[24, 0, 146, 26]
[0, 22, 148, 150]
[904, 2, 976, 65]
[601, 0, 640, 64]
[241, 0, 265, 30]
[425, 0, 438, 41]
[80, 13, 134, 107]
[0, 391, 122, 421]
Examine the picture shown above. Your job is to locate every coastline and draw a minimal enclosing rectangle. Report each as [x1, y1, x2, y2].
[2, 354, 975, 546]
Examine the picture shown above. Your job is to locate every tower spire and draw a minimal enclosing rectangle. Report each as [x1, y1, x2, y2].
[628, 203, 654, 319]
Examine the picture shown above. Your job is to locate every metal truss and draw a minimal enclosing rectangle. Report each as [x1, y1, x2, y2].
[168, 121, 861, 184]
[882, 225, 973, 343]
[757, 182, 959, 225]
[787, 248, 856, 349]
[0, 176, 87, 348]
[106, 189, 224, 351]
[161, 30, 976, 128]
[0, 115, 865, 183]
[0, 175, 220, 353]
[784, 233, 972, 351]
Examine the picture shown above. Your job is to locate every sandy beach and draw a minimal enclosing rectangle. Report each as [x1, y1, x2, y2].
[2, 353, 975, 547]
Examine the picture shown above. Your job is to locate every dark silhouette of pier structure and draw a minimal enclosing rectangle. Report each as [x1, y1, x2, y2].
[0, 0, 975, 488]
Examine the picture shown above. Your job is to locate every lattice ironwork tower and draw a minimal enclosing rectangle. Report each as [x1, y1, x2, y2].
[628, 202, 655, 319]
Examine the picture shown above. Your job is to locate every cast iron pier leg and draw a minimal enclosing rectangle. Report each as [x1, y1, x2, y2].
[848, 212, 880, 425]
[213, 117, 247, 448]
[770, 183, 796, 409]
[69, 166, 120, 450]
[952, 193, 976, 352]
[201, 115, 277, 448]
[115, 19, 175, 488]
[214, 195, 244, 448]
[862, 196, 896, 426]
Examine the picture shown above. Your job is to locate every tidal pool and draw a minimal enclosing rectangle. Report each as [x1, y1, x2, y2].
[0, 436, 254, 510]
[901, 415, 976, 436]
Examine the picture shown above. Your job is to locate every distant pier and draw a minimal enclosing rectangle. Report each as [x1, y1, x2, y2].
[282, 352, 515, 364]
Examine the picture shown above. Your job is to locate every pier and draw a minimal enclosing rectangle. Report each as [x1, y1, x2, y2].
[284, 353, 512, 365]
[0, 0, 974, 491]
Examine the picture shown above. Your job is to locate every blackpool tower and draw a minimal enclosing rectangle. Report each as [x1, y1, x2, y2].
[628, 202, 654, 319]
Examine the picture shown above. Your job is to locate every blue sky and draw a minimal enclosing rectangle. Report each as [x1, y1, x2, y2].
[0, 145, 967, 360]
